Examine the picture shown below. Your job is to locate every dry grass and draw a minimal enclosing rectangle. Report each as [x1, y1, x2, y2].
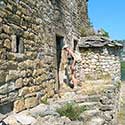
[118, 109, 125, 125]
[81, 73, 112, 95]
[84, 73, 112, 81]
[84, 79, 112, 85]
[80, 82, 111, 95]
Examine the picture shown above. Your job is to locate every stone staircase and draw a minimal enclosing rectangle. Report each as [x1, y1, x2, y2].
[1, 83, 119, 125]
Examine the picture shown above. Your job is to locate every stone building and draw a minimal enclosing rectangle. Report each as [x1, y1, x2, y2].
[78, 36, 122, 82]
[0, 0, 89, 112]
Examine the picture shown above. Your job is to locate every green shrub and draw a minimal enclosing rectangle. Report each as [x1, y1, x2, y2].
[56, 103, 86, 121]
[99, 28, 110, 38]
[79, 26, 95, 37]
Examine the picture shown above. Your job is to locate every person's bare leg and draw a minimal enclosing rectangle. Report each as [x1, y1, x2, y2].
[71, 73, 78, 88]
[71, 60, 76, 72]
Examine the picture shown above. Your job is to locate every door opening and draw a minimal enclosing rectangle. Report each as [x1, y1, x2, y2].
[56, 35, 64, 91]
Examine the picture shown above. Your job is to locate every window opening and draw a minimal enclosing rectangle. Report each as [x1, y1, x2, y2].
[73, 40, 78, 51]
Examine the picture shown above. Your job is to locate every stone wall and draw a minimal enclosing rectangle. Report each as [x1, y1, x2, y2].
[0, 0, 88, 112]
[79, 47, 121, 82]
[2, 82, 120, 125]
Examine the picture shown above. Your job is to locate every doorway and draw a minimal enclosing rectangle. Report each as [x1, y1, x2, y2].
[56, 35, 64, 91]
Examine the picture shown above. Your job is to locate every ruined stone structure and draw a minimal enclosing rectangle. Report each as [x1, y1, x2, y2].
[79, 36, 122, 82]
[0, 0, 89, 112]
[0, 0, 123, 125]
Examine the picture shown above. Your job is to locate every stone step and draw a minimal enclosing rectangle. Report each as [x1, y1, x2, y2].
[85, 117, 105, 125]
[78, 102, 99, 110]
[51, 93, 101, 103]
[79, 109, 101, 122]
[75, 95, 100, 103]
[50, 97, 100, 108]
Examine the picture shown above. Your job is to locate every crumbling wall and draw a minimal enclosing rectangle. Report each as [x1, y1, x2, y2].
[79, 47, 121, 82]
[0, 0, 88, 112]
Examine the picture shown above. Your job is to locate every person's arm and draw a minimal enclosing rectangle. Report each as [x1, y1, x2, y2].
[67, 48, 76, 60]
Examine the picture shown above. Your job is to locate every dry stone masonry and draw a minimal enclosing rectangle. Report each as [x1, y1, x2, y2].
[1, 83, 121, 125]
[0, 0, 89, 112]
[78, 36, 122, 82]
[0, 0, 122, 125]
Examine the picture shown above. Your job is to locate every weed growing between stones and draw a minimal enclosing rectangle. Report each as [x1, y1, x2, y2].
[56, 103, 87, 121]
[40, 96, 48, 104]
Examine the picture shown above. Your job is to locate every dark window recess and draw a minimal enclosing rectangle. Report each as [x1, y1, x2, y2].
[73, 40, 78, 51]
[16, 35, 24, 53]
[0, 102, 14, 114]
[16, 35, 20, 53]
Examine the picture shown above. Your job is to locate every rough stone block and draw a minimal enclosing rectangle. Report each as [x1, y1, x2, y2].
[15, 78, 23, 89]
[14, 99, 25, 113]
[25, 51, 37, 59]
[7, 53, 16, 60]
[7, 14, 20, 25]
[33, 59, 44, 69]
[25, 97, 38, 109]
[20, 70, 26, 78]
[0, 70, 7, 85]
[33, 69, 45, 77]
[6, 61, 18, 70]
[19, 87, 29, 96]
[3, 39, 11, 49]
[0, 10, 7, 17]
[18, 60, 34, 70]
[7, 91, 18, 103]
[29, 86, 40, 93]
[35, 75, 46, 85]
[6, 70, 20, 82]
[23, 78, 31, 86]
[2, 24, 10, 34]
[47, 89, 54, 98]
[0, 84, 8, 94]
[23, 31, 30, 38]
[0, 33, 10, 39]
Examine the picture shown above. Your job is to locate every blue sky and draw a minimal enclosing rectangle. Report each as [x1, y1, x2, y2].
[88, 0, 125, 40]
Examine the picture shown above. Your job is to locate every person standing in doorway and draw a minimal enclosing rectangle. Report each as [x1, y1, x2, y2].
[63, 44, 78, 89]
